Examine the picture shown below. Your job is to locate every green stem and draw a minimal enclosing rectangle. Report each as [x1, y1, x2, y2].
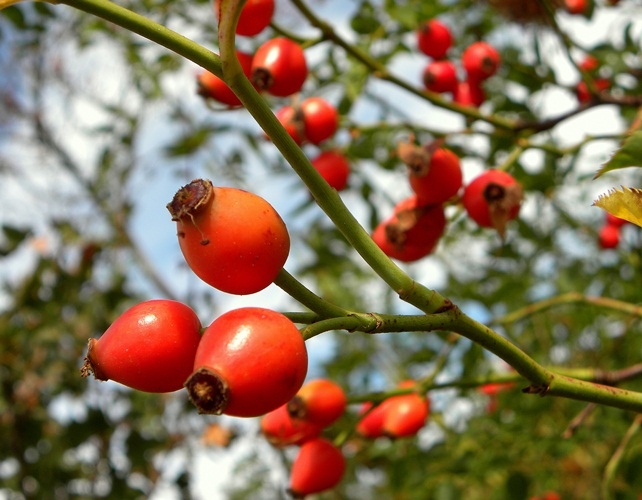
[453, 311, 553, 388]
[274, 269, 350, 319]
[281, 311, 319, 325]
[601, 414, 642, 500]
[217, 0, 450, 315]
[299, 311, 456, 340]
[546, 377, 642, 414]
[492, 292, 642, 326]
[56, 0, 222, 78]
[47, 0, 642, 415]
[495, 145, 525, 172]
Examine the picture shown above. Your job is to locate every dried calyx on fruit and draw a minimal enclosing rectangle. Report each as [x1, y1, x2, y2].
[462, 169, 523, 237]
[372, 196, 446, 262]
[167, 179, 290, 295]
[398, 137, 462, 205]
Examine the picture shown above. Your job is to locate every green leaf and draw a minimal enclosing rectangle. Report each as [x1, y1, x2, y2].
[0, 225, 31, 257]
[594, 130, 642, 178]
[164, 126, 215, 157]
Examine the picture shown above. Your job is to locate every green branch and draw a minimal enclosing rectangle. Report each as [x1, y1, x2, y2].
[602, 414, 642, 500]
[274, 269, 351, 319]
[216, 0, 450, 315]
[492, 292, 642, 326]
[41, 0, 642, 415]
[288, 0, 516, 131]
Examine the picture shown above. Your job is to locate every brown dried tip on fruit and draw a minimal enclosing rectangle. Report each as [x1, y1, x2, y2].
[185, 367, 230, 415]
[396, 137, 444, 176]
[166, 179, 214, 222]
[386, 205, 427, 248]
[486, 0, 564, 24]
[80, 338, 108, 381]
[486, 182, 523, 238]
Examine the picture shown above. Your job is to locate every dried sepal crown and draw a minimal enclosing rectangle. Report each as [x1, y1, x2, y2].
[167, 179, 214, 222]
[396, 136, 445, 176]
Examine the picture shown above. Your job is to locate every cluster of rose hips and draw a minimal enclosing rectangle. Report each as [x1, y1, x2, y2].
[372, 136, 523, 262]
[260, 379, 347, 497]
[355, 380, 430, 439]
[417, 18, 501, 108]
[259, 378, 430, 496]
[598, 211, 629, 250]
[197, 0, 350, 192]
[575, 54, 612, 104]
[82, 178, 307, 419]
[80, 6, 524, 497]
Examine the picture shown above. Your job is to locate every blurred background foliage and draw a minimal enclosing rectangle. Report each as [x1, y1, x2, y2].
[2, 0, 642, 499]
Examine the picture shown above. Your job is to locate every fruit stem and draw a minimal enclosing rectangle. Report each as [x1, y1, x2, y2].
[289, 0, 516, 131]
[217, 2, 451, 316]
[274, 269, 351, 319]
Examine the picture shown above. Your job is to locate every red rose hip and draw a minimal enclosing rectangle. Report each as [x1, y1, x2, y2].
[462, 169, 522, 236]
[289, 438, 346, 497]
[81, 300, 202, 393]
[287, 378, 347, 428]
[407, 147, 462, 205]
[462, 41, 501, 82]
[215, 0, 274, 37]
[185, 307, 308, 417]
[261, 403, 323, 447]
[310, 150, 350, 191]
[416, 19, 452, 59]
[167, 179, 290, 295]
[251, 37, 308, 97]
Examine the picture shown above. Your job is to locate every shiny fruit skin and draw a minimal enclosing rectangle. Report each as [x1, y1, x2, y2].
[186, 307, 308, 417]
[167, 179, 290, 295]
[215, 0, 274, 37]
[416, 19, 452, 59]
[272, 98, 338, 146]
[81, 300, 202, 393]
[382, 391, 430, 438]
[289, 438, 346, 497]
[409, 148, 462, 205]
[274, 105, 305, 145]
[565, 0, 588, 14]
[251, 37, 308, 97]
[300, 97, 339, 145]
[261, 403, 323, 447]
[287, 378, 347, 428]
[356, 401, 389, 438]
[372, 197, 446, 262]
[422, 59, 458, 94]
[453, 80, 486, 107]
[462, 41, 501, 82]
[462, 170, 521, 229]
[197, 51, 253, 107]
[310, 151, 350, 191]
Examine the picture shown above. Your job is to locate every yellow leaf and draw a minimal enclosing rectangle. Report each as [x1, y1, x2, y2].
[593, 187, 642, 227]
